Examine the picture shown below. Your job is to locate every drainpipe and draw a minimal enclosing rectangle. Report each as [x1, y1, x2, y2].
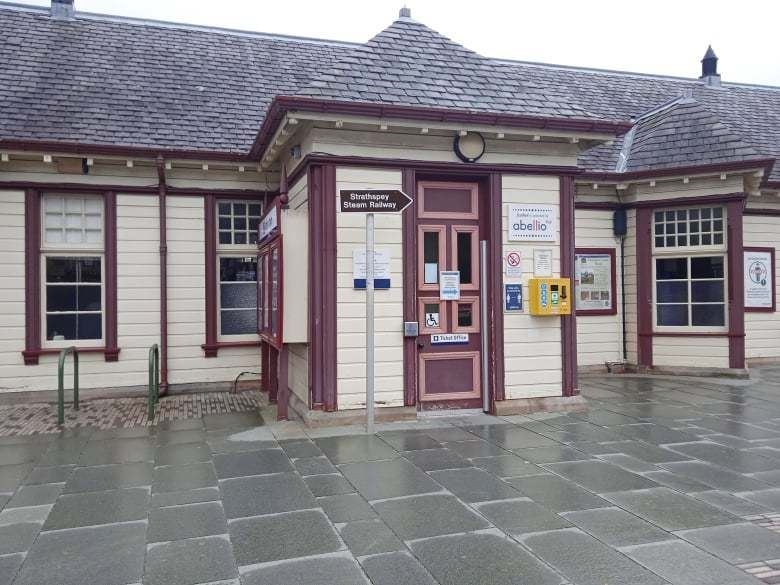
[156, 156, 169, 395]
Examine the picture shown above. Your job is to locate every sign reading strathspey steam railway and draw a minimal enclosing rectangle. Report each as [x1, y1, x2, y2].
[508, 204, 556, 241]
[339, 190, 412, 213]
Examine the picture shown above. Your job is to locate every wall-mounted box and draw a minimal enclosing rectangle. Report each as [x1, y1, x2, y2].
[527, 277, 571, 316]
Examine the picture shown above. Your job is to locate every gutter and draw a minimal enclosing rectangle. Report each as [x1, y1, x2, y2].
[156, 157, 169, 395]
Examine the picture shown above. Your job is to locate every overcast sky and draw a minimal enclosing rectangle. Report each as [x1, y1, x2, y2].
[13, 0, 780, 85]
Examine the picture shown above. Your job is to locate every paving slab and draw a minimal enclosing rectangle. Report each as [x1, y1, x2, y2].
[154, 442, 212, 466]
[402, 448, 471, 471]
[736, 488, 780, 510]
[43, 486, 149, 530]
[599, 453, 660, 473]
[77, 438, 155, 465]
[213, 449, 292, 479]
[318, 493, 377, 523]
[476, 499, 571, 534]
[315, 436, 398, 464]
[293, 456, 337, 476]
[240, 555, 370, 585]
[561, 507, 671, 546]
[150, 486, 221, 508]
[303, 473, 355, 496]
[379, 432, 442, 451]
[64, 461, 152, 493]
[278, 439, 324, 459]
[374, 494, 488, 539]
[424, 427, 479, 442]
[144, 535, 237, 585]
[506, 475, 611, 512]
[642, 470, 714, 493]
[155, 429, 206, 446]
[471, 455, 545, 478]
[662, 461, 772, 492]
[221, 473, 317, 518]
[6, 483, 63, 507]
[445, 440, 507, 458]
[0, 553, 23, 585]
[669, 441, 780, 473]
[676, 522, 780, 564]
[690, 490, 773, 516]
[0, 445, 46, 466]
[432, 464, 525, 499]
[202, 411, 262, 431]
[0, 464, 33, 492]
[0, 522, 40, 555]
[13, 521, 146, 585]
[340, 519, 404, 556]
[152, 461, 217, 493]
[229, 509, 341, 566]
[147, 501, 227, 542]
[513, 445, 592, 464]
[478, 426, 560, 449]
[360, 551, 438, 585]
[339, 459, 440, 501]
[625, 539, 764, 585]
[544, 460, 658, 493]
[614, 425, 701, 445]
[410, 531, 564, 585]
[523, 528, 666, 585]
[23, 465, 75, 485]
[604, 487, 739, 531]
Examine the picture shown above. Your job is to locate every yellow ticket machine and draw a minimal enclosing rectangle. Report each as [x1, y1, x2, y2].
[528, 278, 572, 316]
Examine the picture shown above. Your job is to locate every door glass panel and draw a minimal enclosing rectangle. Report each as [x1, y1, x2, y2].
[423, 231, 439, 284]
[457, 232, 472, 284]
[457, 303, 473, 327]
[423, 302, 441, 329]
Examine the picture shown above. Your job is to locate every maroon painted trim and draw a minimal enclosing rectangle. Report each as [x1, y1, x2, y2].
[22, 189, 41, 365]
[22, 190, 120, 364]
[202, 341, 263, 353]
[157, 158, 169, 393]
[726, 200, 745, 369]
[0, 181, 272, 198]
[652, 332, 735, 337]
[488, 172, 505, 405]
[636, 207, 653, 367]
[575, 201, 622, 211]
[203, 195, 218, 357]
[401, 168, 418, 407]
[258, 236, 284, 349]
[0, 139, 249, 162]
[574, 247, 618, 316]
[579, 159, 776, 184]
[250, 96, 633, 158]
[277, 344, 289, 421]
[103, 191, 119, 361]
[559, 176, 578, 396]
[632, 193, 746, 209]
[744, 208, 780, 217]
[744, 246, 776, 313]
[307, 164, 338, 411]
[285, 153, 581, 188]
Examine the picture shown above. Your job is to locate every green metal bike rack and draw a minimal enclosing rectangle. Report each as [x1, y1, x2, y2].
[148, 344, 160, 420]
[57, 346, 79, 426]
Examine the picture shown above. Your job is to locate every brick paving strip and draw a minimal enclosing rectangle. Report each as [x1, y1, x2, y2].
[0, 391, 262, 435]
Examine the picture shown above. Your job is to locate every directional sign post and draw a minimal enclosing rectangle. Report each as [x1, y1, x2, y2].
[339, 190, 412, 435]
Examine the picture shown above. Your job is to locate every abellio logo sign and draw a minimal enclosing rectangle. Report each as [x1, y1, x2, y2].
[508, 204, 557, 242]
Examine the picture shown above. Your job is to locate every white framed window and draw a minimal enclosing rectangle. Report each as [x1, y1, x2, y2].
[41, 195, 105, 345]
[216, 200, 261, 339]
[218, 201, 263, 246]
[653, 205, 727, 332]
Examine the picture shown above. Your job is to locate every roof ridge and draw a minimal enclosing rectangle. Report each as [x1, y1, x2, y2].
[0, 1, 359, 47]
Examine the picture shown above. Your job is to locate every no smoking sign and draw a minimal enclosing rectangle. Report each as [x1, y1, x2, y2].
[505, 250, 523, 278]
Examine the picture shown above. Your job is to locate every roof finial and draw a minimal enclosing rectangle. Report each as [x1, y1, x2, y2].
[399, 6, 411, 18]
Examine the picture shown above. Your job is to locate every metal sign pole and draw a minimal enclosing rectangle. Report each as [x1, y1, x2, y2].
[366, 213, 375, 435]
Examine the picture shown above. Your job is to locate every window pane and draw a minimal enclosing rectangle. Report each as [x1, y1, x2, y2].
[221, 309, 257, 335]
[46, 258, 78, 282]
[423, 231, 439, 284]
[220, 257, 257, 282]
[692, 304, 725, 326]
[692, 281, 724, 302]
[218, 203, 231, 216]
[423, 303, 441, 328]
[656, 281, 688, 303]
[234, 232, 247, 245]
[47, 314, 77, 340]
[218, 217, 231, 230]
[701, 208, 711, 220]
[47, 286, 77, 311]
[657, 304, 688, 326]
[221, 283, 256, 309]
[78, 258, 101, 282]
[656, 258, 687, 280]
[248, 204, 262, 216]
[457, 232, 473, 284]
[691, 256, 724, 279]
[77, 285, 101, 311]
[655, 237, 664, 248]
[219, 231, 232, 245]
[233, 203, 246, 216]
[233, 217, 246, 231]
[77, 314, 102, 339]
[457, 303, 473, 327]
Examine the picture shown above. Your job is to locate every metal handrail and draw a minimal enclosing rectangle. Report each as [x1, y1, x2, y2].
[148, 344, 160, 419]
[57, 347, 79, 426]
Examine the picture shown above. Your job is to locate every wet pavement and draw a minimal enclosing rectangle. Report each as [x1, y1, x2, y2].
[2, 369, 780, 584]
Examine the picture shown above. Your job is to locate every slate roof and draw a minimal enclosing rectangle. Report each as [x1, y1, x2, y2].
[0, 3, 778, 181]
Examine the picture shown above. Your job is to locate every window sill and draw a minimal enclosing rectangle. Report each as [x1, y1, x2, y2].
[22, 346, 120, 365]
[201, 340, 262, 358]
[647, 331, 731, 337]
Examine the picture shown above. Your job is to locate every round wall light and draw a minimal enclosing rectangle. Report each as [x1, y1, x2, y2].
[453, 131, 486, 163]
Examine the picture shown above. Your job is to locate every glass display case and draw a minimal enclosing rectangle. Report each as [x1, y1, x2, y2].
[257, 202, 283, 348]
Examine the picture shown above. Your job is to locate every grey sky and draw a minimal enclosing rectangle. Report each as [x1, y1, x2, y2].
[12, 0, 780, 86]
